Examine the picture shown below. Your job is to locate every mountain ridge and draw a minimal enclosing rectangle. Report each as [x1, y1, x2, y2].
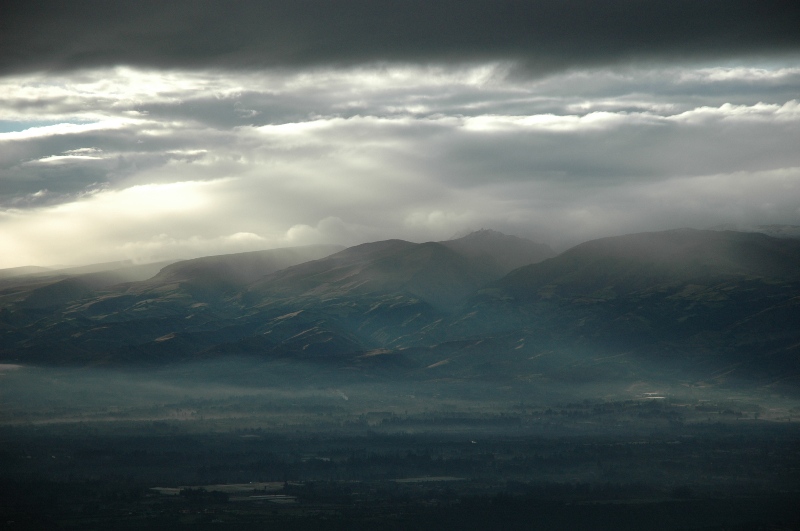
[498, 228, 800, 300]
[0, 228, 797, 389]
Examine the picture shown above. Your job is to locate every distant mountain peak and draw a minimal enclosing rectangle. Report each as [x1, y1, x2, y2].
[440, 229, 554, 276]
[446, 228, 478, 240]
[445, 228, 510, 242]
[710, 223, 800, 240]
[455, 228, 506, 240]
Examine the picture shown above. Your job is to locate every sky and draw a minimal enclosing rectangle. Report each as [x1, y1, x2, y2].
[1, 0, 799, 269]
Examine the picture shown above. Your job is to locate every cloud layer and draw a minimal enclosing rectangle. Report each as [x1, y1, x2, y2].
[2, 61, 799, 268]
[1, 2, 799, 268]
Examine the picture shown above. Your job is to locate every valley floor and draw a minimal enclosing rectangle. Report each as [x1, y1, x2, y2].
[2, 365, 799, 530]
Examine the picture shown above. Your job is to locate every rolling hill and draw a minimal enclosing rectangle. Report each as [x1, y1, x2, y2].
[0, 229, 798, 388]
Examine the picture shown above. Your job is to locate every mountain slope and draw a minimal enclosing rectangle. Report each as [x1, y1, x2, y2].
[130, 244, 345, 301]
[0, 244, 345, 363]
[0, 261, 175, 311]
[463, 229, 800, 384]
[0, 231, 550, 366]
[245, 239, 498, 309]
[0, 266, 52, 279]
[499, 228, 800, 299]
[220, 237, 534, 360]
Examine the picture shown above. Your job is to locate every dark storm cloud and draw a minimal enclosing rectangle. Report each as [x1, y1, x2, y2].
[2, 0, 799, 75]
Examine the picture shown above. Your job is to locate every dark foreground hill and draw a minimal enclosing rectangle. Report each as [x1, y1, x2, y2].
[0, 229, 798, 389]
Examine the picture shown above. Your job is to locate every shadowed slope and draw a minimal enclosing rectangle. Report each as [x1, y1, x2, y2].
[0, 245, 345, 364]
[0, 261, 175, 310]
[246, 239, 497, 309]
[465, 229, 800, 385]
[499, 229, 800, 300]
[133, 244, 345, 300]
